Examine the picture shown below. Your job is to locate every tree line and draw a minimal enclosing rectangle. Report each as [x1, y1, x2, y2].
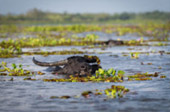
[0, 8, 170, 24]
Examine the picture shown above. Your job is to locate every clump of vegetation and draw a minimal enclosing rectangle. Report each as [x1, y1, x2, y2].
[50, 95, 71, 99]
[127, 72, 159, 81]
[24, 25, 102, 33]
[95, 68, 125, 80]
[81, 85, 129, 99]
[0, 25, 18, 33]
[130, 52, 140, 59]
[43, 68, 125, 82]
[104, 85, 129, 98]
[43, 69, 165, 82]
[83, 34, 99, 42]
[0, 47, 95, 58]
[160, 75, 166, 78]
[50, 85, 129, 100]
[1, 61, 165, 82]
[0, 23, 169, 57]
[154, 42, 167, 46]
[0, 34, 100, 49]
[0, 46, 22, 58]
[0, 62, 34, 76]
[125, 40, 143, 46]
[23, 50, 92, 56]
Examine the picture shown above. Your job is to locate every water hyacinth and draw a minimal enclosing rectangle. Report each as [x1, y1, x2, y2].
[0, 62, 34, 76]
[0, 47, 94, 58]
[83, 34, 99, 42]
[50, 85, 130, 100]
[0, 34, 101, 49]
[0, 46, 22, 58]
[130, 52, 140, 59]
[95, 68, 124, 80]
[0, 62, 164, 82]
[127, 72, 159, 81]
[43, 68, 125, 83]
[81, 85, 128, 99]
[104, 85, 128, 98]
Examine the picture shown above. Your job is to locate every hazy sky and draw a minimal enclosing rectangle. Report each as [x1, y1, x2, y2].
[0, 0, 170, 14]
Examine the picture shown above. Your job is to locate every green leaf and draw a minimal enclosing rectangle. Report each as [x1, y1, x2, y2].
[111, 90, 116, 98]
[19, 64, 22, 68]
[105, 90, 110, 96]
[118, 90, 122, 97]
[107, 68, 114, 74]
[95, 71, 99, 77]
[2, 62, 7, 66]
[98, 68, 104, 75]
[118, 70, 125, 75]
[12, 63, 17, 69]
[112, 70, 116, 76]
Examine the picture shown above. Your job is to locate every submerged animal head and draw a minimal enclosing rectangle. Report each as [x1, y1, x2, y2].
[32, 55, 101, 76]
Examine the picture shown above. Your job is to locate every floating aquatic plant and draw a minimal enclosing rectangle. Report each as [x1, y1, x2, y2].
[43, 68, 125, 82]
[160, 75, 166, 78]
[127, 72, 159, 81]
[0, 46, 22, 58]
[95, 68, 124, 79]
[83, 34, 99, 42]
[0, 47, 96, 58]
[50, 85, 129, 100]
[104, 85, 129, 98]
[130, 52, 140, 59]
[50, 95, 71, 99]
[0, 62, 34, 76]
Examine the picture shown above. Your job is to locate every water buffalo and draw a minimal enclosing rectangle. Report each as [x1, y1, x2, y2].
[32, 55, 101, 76]
[107, 39, 123, 45]
[95, 39, 124, 47]
[102, 40, 124, 46]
